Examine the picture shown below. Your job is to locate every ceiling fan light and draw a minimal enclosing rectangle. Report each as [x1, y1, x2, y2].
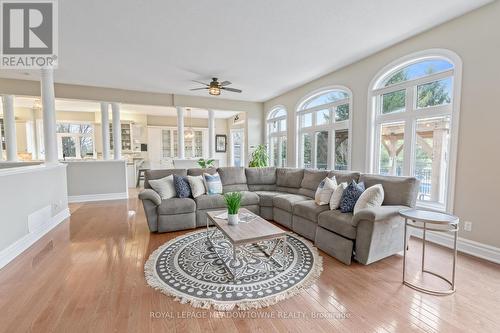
[209, 86, 221, 96]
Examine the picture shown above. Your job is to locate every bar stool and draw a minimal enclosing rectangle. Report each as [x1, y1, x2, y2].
[136, 162, 150, 187]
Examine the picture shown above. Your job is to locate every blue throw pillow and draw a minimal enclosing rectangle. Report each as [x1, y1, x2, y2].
[339, 180, 365, 213]
[173, 175, 191, 198]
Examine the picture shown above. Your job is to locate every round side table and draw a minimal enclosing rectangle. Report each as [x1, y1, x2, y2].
[399, 209, 459, 296]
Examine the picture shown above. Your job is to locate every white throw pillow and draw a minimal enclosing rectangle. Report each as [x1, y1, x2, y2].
[353, 184, 385, 214]
[187, 175, 206, 198]
[315, 177, 337, 205]
[329, 182, 348, 210]
[148, 175, 176, 200]
[203, 172, 223, 195]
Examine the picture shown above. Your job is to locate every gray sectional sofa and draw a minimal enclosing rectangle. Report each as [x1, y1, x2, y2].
[139, 167, 419, 265]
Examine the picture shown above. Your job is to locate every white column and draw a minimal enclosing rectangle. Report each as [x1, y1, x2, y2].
[177, 107, 185, 159]
[40, 68, 58, 164]
[111, 103, 121, 160]
[208, 109, 215, 159]
[1, 95, 17, 161]
[100, 102, 110, 160]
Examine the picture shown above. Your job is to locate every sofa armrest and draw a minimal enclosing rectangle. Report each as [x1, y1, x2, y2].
[352, 205, 408, 226]
[139, 189, 161, 206]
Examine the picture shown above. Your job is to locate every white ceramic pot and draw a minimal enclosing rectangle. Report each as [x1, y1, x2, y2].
[228, 213, 239, 225]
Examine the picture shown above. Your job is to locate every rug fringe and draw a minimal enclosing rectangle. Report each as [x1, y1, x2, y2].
[144, 229, 323, 311]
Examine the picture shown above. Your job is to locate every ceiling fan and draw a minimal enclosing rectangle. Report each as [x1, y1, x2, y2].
[190, 78, 242, 96]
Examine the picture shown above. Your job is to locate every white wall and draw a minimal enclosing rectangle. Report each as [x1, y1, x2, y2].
[264, 2, 500, 248]
[0, 164, 69, 268]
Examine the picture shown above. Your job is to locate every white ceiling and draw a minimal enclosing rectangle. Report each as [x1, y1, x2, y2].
[0, 0, 492, 102]
[10, 97, 240, 119]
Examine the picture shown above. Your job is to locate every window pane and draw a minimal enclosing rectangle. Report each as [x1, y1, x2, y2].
[161, 130, 171, 158]
[315, 131, 328, 170]
[302, 133, 312, 168]
[194, 131, 203, 157]
[382, 89, 406, 114]
[383, 59, 453, 87]
[279, 119, 286, 131]
[335, 130, 348, 170]
[303, 90, 349, 109]
[62, 137, 76, 158]
[281, 137, 287, 167]
[269, 121, 278, 133]
[79, 136, 94, 158]
[335, 104, 349, 121]
[379, 122, 404, 176]
[271, 136, 279, 167]
[316, 109, 330, 126]
[232, 131, 243, 167]
[270, 108, 286, 119]
[414, 117, 450, 205]
[417, 77, 452, 109]
[56, 123, 70, 133]
[301, 113, 312, 128]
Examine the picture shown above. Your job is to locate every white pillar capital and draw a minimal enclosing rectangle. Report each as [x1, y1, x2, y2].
[40, 68, 58, 164]
[100, 102, 110, 160]
[111, 102, 121, 160]
[1, 95, 17, 161]
[208, 109, 215, 159]
[177, 107, 185, 159]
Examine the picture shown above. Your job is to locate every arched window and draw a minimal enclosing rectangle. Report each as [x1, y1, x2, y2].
[267, 106, 287, 167]
[368, 51, 461, 211]
[297, 88, 351, 170]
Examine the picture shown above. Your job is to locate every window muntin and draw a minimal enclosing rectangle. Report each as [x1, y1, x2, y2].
[267, 106, 287, 167]
[56, 122, 95, 159]
[371, 56, 455, 210]
[297, 89, 351, 170]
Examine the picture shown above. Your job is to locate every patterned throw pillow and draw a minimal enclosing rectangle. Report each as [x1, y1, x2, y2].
[203, 172, 223, 195]
[148, 175, 176, 199]
[339, 180, 365, 213]
[314, 176, 337, 205]
[187, 175, 206, 198]
[173, 175, 192, 198]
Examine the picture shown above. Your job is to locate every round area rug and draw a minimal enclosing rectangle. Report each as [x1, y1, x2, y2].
[145, 229, 323, 311]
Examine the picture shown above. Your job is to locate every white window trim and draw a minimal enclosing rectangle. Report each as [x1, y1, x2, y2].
[366, 49, 463, 213]
[295, 86, 353, 170]
[266, 106, 288, 167]
[56, 121, 96, 159]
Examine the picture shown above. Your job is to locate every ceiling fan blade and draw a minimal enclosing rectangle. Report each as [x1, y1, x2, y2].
[220, 81, 231, 86]
[190, 87, 208, 91]
[191, 80, 209, 86]
[221, 87, 242, 93]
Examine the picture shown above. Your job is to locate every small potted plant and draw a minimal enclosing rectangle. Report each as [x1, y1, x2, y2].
[224, 192, 242, 225]
[197, 158, 215, 168]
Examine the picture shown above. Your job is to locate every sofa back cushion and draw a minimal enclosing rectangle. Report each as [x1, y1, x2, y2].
[276, 168, 304, 194]
[144, 169, 187, 189]
[298, 169, 329, 198]
[359, 174, 419, 207]
[245, 167, 277, 191]
[328, 170, 360, 184]
[217, 167, 249, 192]
[187, 167, 217, 176]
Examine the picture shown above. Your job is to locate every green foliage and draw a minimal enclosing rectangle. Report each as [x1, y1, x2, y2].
[335, 104, 349, 121]
[197, 158, 215, 168]
[224, 192, 242, 215]
[248, 144, 269, 167]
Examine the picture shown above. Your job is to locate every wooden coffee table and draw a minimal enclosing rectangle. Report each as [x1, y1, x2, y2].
[206, 208, 289, 281]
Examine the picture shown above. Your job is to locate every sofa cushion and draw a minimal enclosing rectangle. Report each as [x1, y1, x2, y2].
[218, 167, 249, 192]
[195, 191, 259, 210]
[327, 170, 360, 184]
[293, 200, 330, 221]
[187, 167, 217, 176]
[158, 198, 196, 215]
[245, 167, 276, 185]
[148, 175, 176, 199]
[318, 210, 356, 239]
[273, 194, 311, 212]
[276, 168, 304, 188]
[248, 184, 277, 191]
[299, 169, 329, 198]
[359, 174, 419, 207]
[145, 169, 187, 189]
[254, 191, 286, 207]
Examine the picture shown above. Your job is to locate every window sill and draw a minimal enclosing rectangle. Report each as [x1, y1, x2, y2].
[416, 201, 447, 213]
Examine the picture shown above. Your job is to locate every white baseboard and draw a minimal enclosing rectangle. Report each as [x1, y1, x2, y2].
[411, 229, 500, 264]
[0, 208, 70, 270]
[68, 192, 128, 203]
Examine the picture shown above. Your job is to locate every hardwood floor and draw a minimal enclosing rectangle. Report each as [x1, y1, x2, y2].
[0, 191, 499, 333]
